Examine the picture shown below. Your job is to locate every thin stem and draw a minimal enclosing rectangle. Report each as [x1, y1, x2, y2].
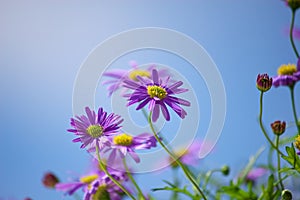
[276, 135, 284, 190]
[122, 158, 146, 200]
[259, 92, 284, 156]
[290, 10, 299, 58]
[203, 169, 219, 190]
[95, 145, 136, 200]
[267, 142, 275, 173]
[148, 112, 207, 200]
[289, 85, 300, 134]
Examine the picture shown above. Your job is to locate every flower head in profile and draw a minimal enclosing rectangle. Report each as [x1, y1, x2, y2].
[56, 159, 127, 200]
[124, 69, 190, 122]
[68, 107, 123, 152]
[273, 61, 300, 87]
[102, 61, 168, 96]
[256, 74, 272, 92]
[106, 133, 157, 163]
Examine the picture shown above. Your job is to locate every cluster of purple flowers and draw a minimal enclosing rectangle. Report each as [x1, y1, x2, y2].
[55, 159, 128, 200]
[52, 63, 194, 199]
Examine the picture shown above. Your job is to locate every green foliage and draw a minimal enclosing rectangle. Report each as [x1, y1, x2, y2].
[258, 175, 281, 200]
[152, 180, 197, 200]
[219, 181, 257, 200]
[281, 144, 300, 173]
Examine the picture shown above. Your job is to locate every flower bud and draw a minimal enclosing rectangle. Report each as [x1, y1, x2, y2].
[221, 165, 230, 176]
[281, 189, 293, 200]
[42, 172, 59, 188]
[286, 0, 300, 11]
[271, 120, 286, 135]
[256, 74, 272, 92]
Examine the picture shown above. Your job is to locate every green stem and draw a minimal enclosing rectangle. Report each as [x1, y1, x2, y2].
[276, 135, 284, 190]
[267, 141, 275, 173]
[148, 112, 207, 200]
[289, 85, 300, 134]
[122, 158, 146, 200]
[95, 145, 136, 200]
[203, 169, 219, 190]
[259, 92, 284, 156]
[290, 10, 299, 58]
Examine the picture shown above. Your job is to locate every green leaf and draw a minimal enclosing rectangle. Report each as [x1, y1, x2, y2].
[258, 175, 274, 200]
[282, 144, 300, 173]
[152, 186, 194, 199]
[219, 185, 257, 200]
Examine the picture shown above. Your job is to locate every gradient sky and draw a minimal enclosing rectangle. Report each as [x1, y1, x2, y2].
[0, 0, 299, 199]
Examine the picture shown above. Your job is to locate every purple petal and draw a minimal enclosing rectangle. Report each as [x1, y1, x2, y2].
[85, 107, 95, 124]
[103, 69, 128, 78]
[152, 69, 159, 84]
[129, 151, 140, 163]
[136, 98, 151, 110]
[168, 81, 183, 91]
[152, 104, 160, 122]
[160, 102, 170, 121]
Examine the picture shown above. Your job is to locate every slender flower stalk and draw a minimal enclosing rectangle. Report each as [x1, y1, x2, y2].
[289, 85, 300, 134]
[290, 10, 299, 58]
[95, 145, 136, 200]
[148, 112, 207, 200]
[123, 158, 146, 200]
[202, 169, 220, 191]
[259, 92, 284, 156]
[276, 135, 284, 190]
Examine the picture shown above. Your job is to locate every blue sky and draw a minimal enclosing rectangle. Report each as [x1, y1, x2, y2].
[0, 0, 299, 199]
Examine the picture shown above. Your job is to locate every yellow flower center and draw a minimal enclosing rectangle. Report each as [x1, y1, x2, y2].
[113, 133, 133, 146]
[147, 85, 168, 99]
[277, 64, 297, 75]
[128, 70, 151, 81]
[80, 174, 98, 184]
[86, 125, 103, 138]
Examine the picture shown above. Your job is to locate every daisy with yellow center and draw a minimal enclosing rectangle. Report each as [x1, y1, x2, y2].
[68, 107, 123, 152]
[102, 61, 168, 96]
[273, 62, 300, 87]
[107, 133, 157, 163]
[124, 69, 190, 122]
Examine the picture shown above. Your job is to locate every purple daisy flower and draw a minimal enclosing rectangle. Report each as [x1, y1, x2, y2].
[102, 61, 168, 96]
[56, 159, 128, 200]
[273, 61, 300, 87]
[106, 133, 157, 163]
[124, 69, 191, 122]
[68, 107, 123, 152]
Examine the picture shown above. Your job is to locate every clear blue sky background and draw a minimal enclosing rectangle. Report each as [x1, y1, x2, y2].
[0, 0, 299, 199]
